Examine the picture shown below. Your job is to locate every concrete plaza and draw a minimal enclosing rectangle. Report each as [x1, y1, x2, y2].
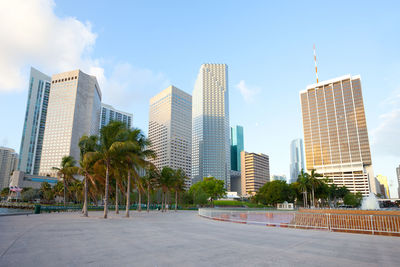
[0, 210, 399, 266]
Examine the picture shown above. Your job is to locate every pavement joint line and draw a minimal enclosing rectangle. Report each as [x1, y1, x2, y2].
[0, 221, 38, 259]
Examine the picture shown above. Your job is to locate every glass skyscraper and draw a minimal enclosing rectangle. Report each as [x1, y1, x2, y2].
[289, 138, 305, 184]
[192, 64, 230, 188]
[18, 67, 51, 175]
[300, 74, 375, 195]
[231, 125, 244, 171]
[100, 103, 132, 129]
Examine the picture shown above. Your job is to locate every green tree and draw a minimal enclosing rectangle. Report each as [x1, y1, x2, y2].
[160, 167, 175, 211]
[343, 192, 363, 207]
[189, 177, 226, 207]
[0, 188, 10, 199]
[255, 180, 293, 206]
[172, 169, 186, 211]
[297, 169, 310, 207]
[21, 188, 41, 202]
[308, 169, 323, 207]
[78, 135, 99, 216]
[143, 165, 160, 212]
[52, 155, 77, 206]
[85, 121, 129, 219]
[40, 182, 54, 202]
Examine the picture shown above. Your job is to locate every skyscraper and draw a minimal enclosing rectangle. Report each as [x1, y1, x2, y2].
[231, 125, 244, 171]
[39, 70, 101, 176]
[300, 74, 375, 195]
[149, 85, 192, 188]
[18, 67, 51, 175]
[375, 175, 390, 198]
[0, 147, 18, 189]
[240, 151, 270, 196]
[192, 64, 230, 188]
[289, 138, 305, 184]
[100, 103, 132, 129]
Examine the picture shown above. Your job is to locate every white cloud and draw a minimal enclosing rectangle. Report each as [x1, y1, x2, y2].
[101, 63, 170, 108]
[0, 0, 100, 92]
[371, 91, 400, 157]
[235, 80, 261, 103]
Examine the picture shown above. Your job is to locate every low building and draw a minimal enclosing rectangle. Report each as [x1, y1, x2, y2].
[9, 171, 58, 189]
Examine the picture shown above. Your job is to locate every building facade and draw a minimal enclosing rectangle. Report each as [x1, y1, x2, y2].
[300, 74, 375, 195]
[192, 64, 230, 188]
[148, 86, 192, 188]
[240, 151, 270, 196]
[271, 174, 287, 182]
[18, 67, 51, 175]
[39, 70, 101, 176]
[0, 147, 18, 189]
[397, 165, 400, 198]
[375, 175, 390, 199]
[100, 103, 132, 129]
[231, 125, 244, 171]
[289, 138, 305, 184]
[9, 171, 58, 189]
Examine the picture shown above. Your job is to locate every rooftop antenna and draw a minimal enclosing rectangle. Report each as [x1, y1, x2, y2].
[313, 44, 319, 83]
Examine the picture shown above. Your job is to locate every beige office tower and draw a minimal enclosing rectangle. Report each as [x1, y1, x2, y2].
[240, 151, 270, 196]
[148, 86, 192, 188]
[0, 147, 18, 189]
[39, 70, 101, 176]
[300, 74, 376, 195]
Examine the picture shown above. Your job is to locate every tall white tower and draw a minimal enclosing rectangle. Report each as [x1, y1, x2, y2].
[148, 85, 192, 188]
[289, 138, 305, 184]
[39, 70, 101, 176]
[18, 67, 51, 175]
[192, 64, 230, 188]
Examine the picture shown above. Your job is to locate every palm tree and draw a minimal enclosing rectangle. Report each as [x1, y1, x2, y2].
[297, 169, 309, 208]
[52, 155, 77, 206]
[160, 167, 174, 212]
[143, 165, 160, 212]
[308, 169, 323, 207]
[172, 169, 186, 212]
[85, 121, 129, 219]
[123, 128, 156, 217]
[78, 135, 99, 217]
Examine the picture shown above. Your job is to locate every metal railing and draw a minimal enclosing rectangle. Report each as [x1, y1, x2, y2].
[198, 208, 400, 236]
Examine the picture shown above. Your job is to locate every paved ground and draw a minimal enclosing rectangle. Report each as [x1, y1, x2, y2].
[0, 210, 399, 267]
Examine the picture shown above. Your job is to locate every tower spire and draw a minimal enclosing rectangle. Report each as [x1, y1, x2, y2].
[314, 44, 319, 83]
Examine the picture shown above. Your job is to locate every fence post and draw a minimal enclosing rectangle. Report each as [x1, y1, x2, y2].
[294, 213, 296, 229]
[328, 213, 331, 231]
[370, 215, 374, 235]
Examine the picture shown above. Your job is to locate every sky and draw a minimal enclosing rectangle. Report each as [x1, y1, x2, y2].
[0, 0, 399, 197]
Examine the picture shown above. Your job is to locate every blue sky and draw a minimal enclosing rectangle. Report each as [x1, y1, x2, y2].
[1, 0, 399, 197]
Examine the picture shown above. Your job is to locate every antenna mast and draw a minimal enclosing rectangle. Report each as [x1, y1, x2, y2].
[313, 44, 319, 83]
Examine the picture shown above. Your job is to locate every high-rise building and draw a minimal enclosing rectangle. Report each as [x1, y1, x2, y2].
[39, 70, 101, 176]
[148, 85, 192, 188]
[100, 103, 132, 129]
[289, 138, 305, 183]
[231, 125, 244, 171]
[192, 64, 230, 188]
[300, 74, 375, 195]
[240, 151, 270, 196]
[397, 165, 400, 198]
[18, 67, 51, 175]
[0, 147, 18, 189]
[375, 175, 390, 198]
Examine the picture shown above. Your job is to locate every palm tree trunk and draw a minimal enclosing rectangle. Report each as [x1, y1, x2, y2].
[162, 192, 165, 212]
[147, 185, 150, 212]
[115, 184, 119, 214]
[103, 162, 109, 219]
[125, 170, 131, 217]
[312, 187, 315, 207]
[63, 175, 66, 207]
[83, 175, 88, 217]
[138, 190, 142, 212]
[175, 190, 178, 212]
